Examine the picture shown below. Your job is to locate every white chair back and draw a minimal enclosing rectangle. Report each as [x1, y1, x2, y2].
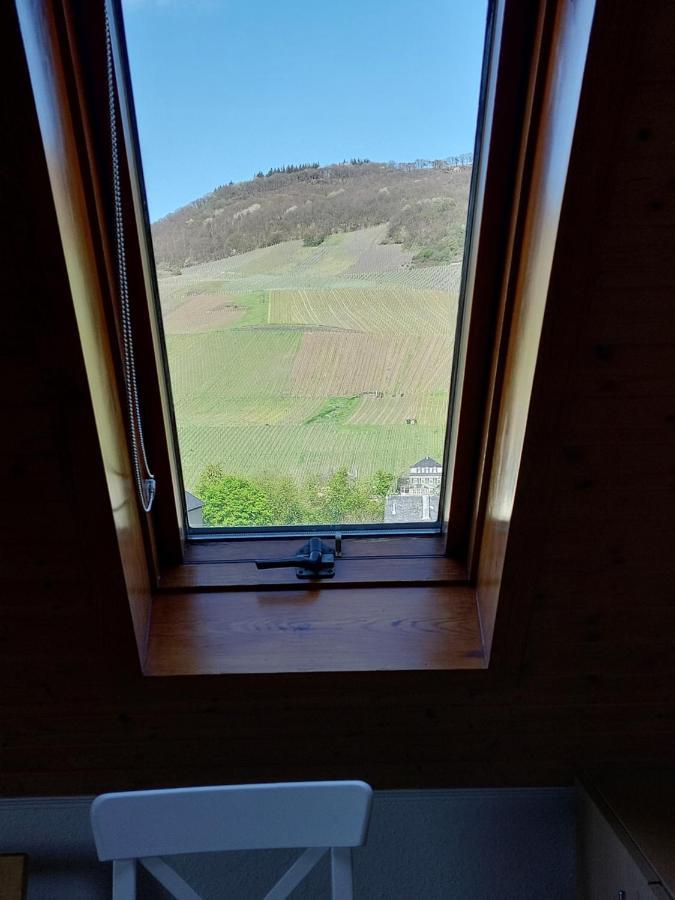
[91, 780, 372, 899]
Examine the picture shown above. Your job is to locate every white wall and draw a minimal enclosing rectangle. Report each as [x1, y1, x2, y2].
[0, 788, 575, 899]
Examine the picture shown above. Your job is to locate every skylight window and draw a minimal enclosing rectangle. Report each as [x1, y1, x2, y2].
[121, 0, 489, 531]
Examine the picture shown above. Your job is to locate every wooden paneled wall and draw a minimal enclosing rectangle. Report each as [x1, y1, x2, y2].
[1, 0, 141, 685]
[2, 0, 675, 793]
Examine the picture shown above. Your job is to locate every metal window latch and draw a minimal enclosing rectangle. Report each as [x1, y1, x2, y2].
[254, 537, 337, 579]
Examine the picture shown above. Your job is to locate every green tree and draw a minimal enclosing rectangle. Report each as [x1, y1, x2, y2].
[300, 475, 327, 524]
[196, 472, 273, 527]
[194, 466, 400, 528]
[256, 473, 308, 525]
[302, 227, 327, 247]
[321, 467, 354, 523]
[372, 470, 396, 497]
[320, 467, 381, 524]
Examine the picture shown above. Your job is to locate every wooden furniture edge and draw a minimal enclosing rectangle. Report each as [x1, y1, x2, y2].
[145, 584, 485, 676]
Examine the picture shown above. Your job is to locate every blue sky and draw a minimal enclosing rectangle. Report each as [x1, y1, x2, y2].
[122, 0, 489, 221]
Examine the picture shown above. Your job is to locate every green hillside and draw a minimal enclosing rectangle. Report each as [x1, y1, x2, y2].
[154, 162, 470, 524]
[152, 160, 472, 270]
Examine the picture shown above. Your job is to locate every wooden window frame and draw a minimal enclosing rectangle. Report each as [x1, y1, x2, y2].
[16, 0, 594, 676]
[100, 0, 541, 570]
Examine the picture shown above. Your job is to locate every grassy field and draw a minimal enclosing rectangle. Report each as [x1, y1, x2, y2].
[157, 228, 459, 491]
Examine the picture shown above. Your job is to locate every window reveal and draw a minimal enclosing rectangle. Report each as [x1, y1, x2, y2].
[119, 0, 489, 532]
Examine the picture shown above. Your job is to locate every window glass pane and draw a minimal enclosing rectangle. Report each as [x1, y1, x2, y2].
[122, 0, 488, 529]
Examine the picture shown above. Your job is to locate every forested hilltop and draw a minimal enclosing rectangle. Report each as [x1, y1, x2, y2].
[151, 158, 472, 270]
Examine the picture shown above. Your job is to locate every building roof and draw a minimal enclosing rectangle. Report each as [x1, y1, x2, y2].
[184, 490, 204, 513]
[411, 457, 442, 470]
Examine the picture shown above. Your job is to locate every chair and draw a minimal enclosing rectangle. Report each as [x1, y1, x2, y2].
[91, 780, 372, 900]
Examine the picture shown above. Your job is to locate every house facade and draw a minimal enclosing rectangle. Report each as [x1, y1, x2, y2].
[398, 457, 443, 496]
[384, 458, 443, 523]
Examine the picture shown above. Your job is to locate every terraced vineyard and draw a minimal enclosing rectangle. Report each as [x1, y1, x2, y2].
[268, 287, 454, 335]
[348, 393, 450, 427]
[290, 332, 453, 396]
[157, 227, 460, 491]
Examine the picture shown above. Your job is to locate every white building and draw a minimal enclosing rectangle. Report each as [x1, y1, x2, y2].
[398, 457, 443, 496]
[384, 458, 443, 523]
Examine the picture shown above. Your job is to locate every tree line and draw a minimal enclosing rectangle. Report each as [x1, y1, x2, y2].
[255, 162, 321, 178]
[386, 154, 473, 171]
[195, 465, 396, 527]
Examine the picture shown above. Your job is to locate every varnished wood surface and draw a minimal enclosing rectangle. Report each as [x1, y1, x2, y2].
[13, 0, 151, 664]
[146, 587, 484, 675]
[160, 555, 467, 592]
[184, 534, 447, 562]
[4, 0, 675, 793]
[443, 0, 542, 558]
[476, 0, 597, 662]
[493, 0, 675, 678]
[166, 534, 467, 590]
[101, 0, 186, 567]
[3, 0, 142, 682]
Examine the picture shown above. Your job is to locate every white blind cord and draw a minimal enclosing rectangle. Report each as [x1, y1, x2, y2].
[105, 10, 156, 513]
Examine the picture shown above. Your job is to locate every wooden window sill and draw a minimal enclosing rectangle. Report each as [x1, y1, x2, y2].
[158, 535, 467, 593]
[144, 585, 485, 676]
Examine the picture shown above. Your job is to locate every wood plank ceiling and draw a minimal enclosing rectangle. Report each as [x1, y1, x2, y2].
[1, 0, 674, 792]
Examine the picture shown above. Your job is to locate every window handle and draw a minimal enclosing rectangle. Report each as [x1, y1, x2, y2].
[255, 537, 336, 579]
